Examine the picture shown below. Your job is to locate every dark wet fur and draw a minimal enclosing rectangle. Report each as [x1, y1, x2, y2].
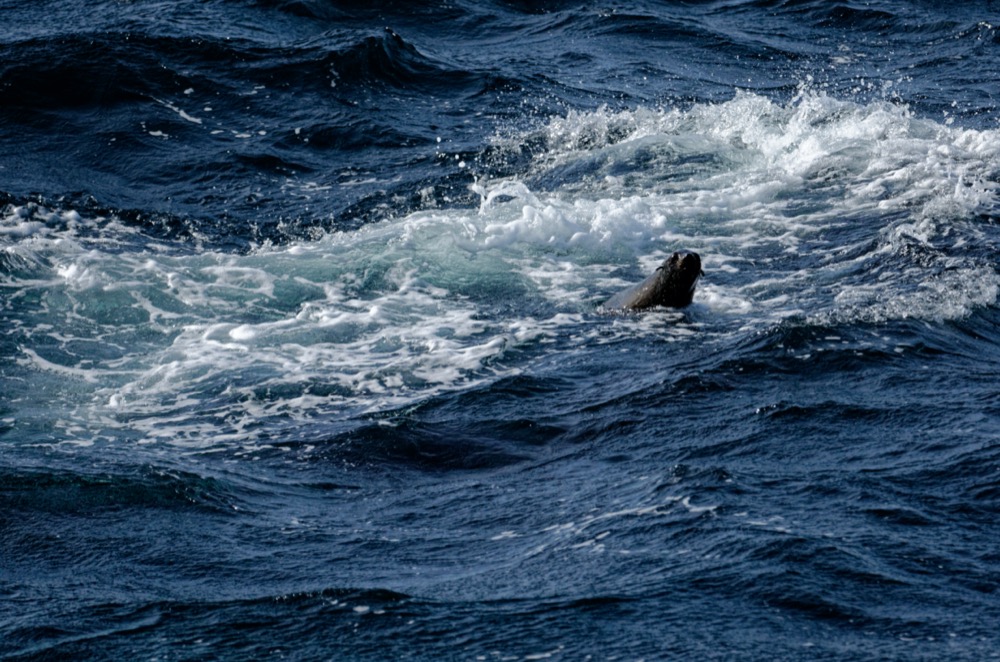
[603, 252, 703, 311]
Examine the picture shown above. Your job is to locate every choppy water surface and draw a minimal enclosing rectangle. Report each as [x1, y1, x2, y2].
[2, 2, 1000, 660]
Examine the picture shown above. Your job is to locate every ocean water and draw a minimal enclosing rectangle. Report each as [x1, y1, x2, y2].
[2, 1, 1000, 659]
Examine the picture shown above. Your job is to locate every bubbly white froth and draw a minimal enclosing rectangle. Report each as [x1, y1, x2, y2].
[4, 90, 999, 449]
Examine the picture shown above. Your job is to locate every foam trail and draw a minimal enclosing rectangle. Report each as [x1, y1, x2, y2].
[4, 90, 1000, 450]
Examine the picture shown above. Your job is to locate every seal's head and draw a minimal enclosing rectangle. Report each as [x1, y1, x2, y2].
[602, 249, 704, 311]
[655, 251, 703, 308]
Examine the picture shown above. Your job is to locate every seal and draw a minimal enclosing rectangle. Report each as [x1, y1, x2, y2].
[602, 251, 703, 311]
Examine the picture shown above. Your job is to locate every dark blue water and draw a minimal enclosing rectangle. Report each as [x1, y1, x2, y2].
[3, 1, 1000, 659]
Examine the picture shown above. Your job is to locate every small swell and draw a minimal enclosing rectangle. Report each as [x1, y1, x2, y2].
[0, 466, 239, 515]
[327, 28, 480, 93]
[2, 588, 412, 660]
[861, 506, 938, 527]
[816, 5, 899, 32]
[313, 410, 569, 473]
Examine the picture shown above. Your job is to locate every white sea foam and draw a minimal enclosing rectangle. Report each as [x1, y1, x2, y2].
[6, 90, 1000, 448]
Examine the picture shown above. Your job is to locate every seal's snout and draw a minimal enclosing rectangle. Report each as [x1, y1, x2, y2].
[676, 252, 703, 297]
[674, 251, 702, 274]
